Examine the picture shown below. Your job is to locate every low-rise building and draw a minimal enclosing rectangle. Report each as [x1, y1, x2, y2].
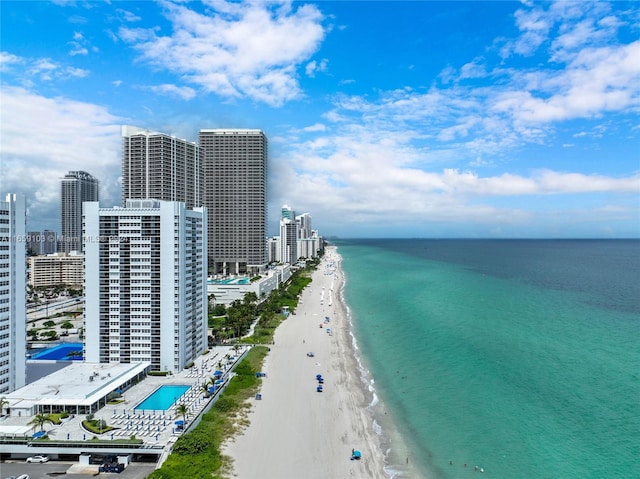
[28, 252, 84, 288]
[207, 264, 292, 306]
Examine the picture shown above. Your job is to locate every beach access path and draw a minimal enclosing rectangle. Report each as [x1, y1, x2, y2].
[223, 246, 388, 479]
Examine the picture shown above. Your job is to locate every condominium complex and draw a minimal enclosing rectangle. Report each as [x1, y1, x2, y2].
[296, 212, 312, 239]
[279, 218, 298, 265]
[269, 205, 322, 264]
[280, 205, 298, 265]
[60, 171, 99, 253]
[0, 193, 26, 394]
[28, 252, 84, 288]
[121, 126, 202, 209]
[199, 129, 267, 275]
[298, 231, 323, 259]
[83, 199, 208, 372]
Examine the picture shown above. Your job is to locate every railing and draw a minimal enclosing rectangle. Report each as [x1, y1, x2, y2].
[0, 437, 164, 450]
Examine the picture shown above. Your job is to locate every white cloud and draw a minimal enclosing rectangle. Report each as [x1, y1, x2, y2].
[0, 87, 123, 230]
[493, 40, 640, 123]
[118, 0, 326, 106]
[302, 123, 326, 132]
[305, 58, 328, 77]
[0, 52, 22, 66]
[2, 52, 89, 83]
[69, 31, 89, 56]
[117, 8, 141, 23]
[147, 84, 197, 100]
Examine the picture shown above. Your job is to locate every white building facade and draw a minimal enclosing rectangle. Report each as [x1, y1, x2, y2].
[84, 199, 208, 373]
[0, 193, 27, 394]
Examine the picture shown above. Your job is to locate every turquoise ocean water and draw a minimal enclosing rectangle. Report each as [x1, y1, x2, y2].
[336, 239, 639, 479]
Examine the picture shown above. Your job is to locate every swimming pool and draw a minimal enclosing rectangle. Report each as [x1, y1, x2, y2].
[135, 385, 190, 412]
[30, 343, 83, 360]
[207, 278, 250, 285]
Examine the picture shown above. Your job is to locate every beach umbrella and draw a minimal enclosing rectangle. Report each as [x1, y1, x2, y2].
[213, 370, 223, 377]
[175, 420, 184, 426]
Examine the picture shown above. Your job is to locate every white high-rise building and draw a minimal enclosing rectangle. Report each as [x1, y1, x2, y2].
[199, 129, 267, 275]
[279, 218, 298, 265]
[295, 212, 312, 239]
[121, 126, 202, 209]
[0, 193, 26, 394]
[298, 230, 323, 259]
[279, 205, 298, 265]
[83, 199, 207, 372]
[60, 171, 99, 253]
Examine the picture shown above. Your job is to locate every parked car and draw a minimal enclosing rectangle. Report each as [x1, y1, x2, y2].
[99, 463, 124, 473]
[26, 455, 49, 463]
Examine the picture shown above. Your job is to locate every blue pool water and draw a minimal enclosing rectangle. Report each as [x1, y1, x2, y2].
[30, 343, 83, 360]
[135, 385, 190, 411]
[208, 277, 250, 285]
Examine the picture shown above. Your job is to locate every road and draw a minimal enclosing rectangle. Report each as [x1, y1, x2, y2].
[27, 298, 83, 322]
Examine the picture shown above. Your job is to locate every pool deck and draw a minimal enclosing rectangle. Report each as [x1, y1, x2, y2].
[0, 344, 248, 447]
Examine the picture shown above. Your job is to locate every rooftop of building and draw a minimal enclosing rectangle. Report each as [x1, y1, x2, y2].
[3, 362, 150, 408]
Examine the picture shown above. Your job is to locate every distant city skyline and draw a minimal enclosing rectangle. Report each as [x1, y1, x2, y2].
[1, 1, 638, 238]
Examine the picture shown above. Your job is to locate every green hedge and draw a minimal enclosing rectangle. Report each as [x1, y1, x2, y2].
[148, 346, 268, 479]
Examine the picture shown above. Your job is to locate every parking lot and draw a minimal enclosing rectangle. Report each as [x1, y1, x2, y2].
[0, 460, 155, 479]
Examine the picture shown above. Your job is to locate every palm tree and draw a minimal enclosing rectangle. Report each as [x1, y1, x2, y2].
[28, 413, 54, 432]
[200, 382, 211, 398]
[0, 397, 8, 416]
[175, 403, 189, 424]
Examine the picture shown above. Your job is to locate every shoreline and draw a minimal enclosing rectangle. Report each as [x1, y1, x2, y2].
[222, 246, 397, 478]
[339, 254, 420, 479]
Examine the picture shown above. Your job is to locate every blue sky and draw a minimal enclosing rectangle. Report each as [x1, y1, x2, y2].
[1, 0, 639, 238]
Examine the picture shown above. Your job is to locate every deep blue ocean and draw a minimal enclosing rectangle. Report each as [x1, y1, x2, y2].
[336, 239, 639, 479]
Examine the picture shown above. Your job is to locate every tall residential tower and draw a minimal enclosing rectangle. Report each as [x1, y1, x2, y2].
[83, 199, 208, 372]
[121, 126, 202, 209]
[199, 129, 267, 275]
[60, 171, 99, 253]
[0, 193, 26, 394]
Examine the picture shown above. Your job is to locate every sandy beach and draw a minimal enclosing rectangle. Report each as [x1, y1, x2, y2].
[223, 246, 389, 479]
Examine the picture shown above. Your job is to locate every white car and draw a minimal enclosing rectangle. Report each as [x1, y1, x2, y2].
[26, 455, 49, 463]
